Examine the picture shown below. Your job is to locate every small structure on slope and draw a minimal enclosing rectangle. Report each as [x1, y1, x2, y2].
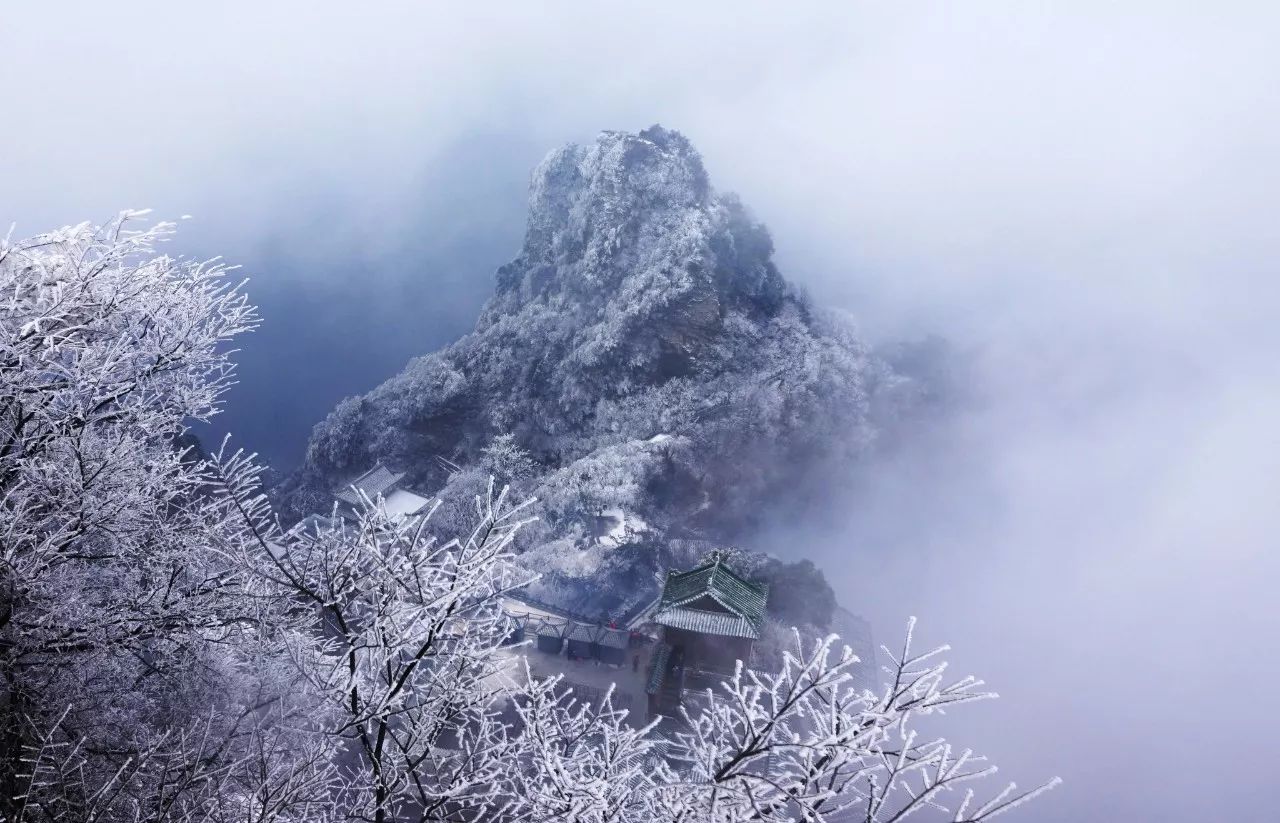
[500, 595, 651, 715]
[635, 551, 769, 717]
[504, 596, 633, 667]
[335, 462, 432, 520]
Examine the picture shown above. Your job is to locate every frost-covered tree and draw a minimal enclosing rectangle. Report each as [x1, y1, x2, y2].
[480, 622, 1059, 823]
[0, 213, 300, 819]
[665, 625, 1060, 822]
[495, 673, 670, 823]
[215, 474, 537, 823]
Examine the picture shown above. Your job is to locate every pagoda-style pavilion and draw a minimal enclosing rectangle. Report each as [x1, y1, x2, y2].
[639, 552, 769, 716]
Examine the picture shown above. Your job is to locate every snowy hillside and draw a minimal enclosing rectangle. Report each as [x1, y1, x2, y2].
[284, 126, 915, 622]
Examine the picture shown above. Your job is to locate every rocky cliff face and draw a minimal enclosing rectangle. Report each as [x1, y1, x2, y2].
[286, 126, 911, 620]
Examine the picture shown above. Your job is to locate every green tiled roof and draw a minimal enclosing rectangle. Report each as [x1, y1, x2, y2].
[652, 553, 769, 639]
[651, 609, 760, 639]
[646, 642, 673, 695]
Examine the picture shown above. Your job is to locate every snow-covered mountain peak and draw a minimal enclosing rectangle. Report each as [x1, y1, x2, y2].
[493, 128, 775, 300]
[288, 127, 907, 625]
[480, 126, 790, 387]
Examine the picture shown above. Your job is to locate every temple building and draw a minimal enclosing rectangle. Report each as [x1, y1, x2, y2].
[498, 553, 770, 722]
[334, 462, 432, 520]
[635, 552, 769, 717]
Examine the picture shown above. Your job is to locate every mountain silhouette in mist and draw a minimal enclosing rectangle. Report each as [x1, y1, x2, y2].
[284, 126, 928, 625]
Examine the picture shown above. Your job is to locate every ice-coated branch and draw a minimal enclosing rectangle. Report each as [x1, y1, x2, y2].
[654, 625, 1058, 823]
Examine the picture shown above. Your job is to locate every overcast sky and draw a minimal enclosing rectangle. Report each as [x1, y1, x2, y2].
[4, 3, 1278, 819]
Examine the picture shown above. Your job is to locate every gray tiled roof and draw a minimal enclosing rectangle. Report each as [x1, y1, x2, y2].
[594, 627, 630, 649]
[521, 615, 570, 639]
[507, 610, 629, 648]
[565, 622, 629, 648]
[335, 463, 405, 506]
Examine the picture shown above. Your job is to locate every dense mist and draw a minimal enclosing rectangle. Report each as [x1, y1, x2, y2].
[4, 4, 1278, 819]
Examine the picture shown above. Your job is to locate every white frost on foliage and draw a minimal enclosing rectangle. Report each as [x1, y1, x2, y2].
[0, 215, 332, 820]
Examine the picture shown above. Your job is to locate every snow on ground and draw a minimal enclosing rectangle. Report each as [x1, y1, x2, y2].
[598, 507, 650, 547]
